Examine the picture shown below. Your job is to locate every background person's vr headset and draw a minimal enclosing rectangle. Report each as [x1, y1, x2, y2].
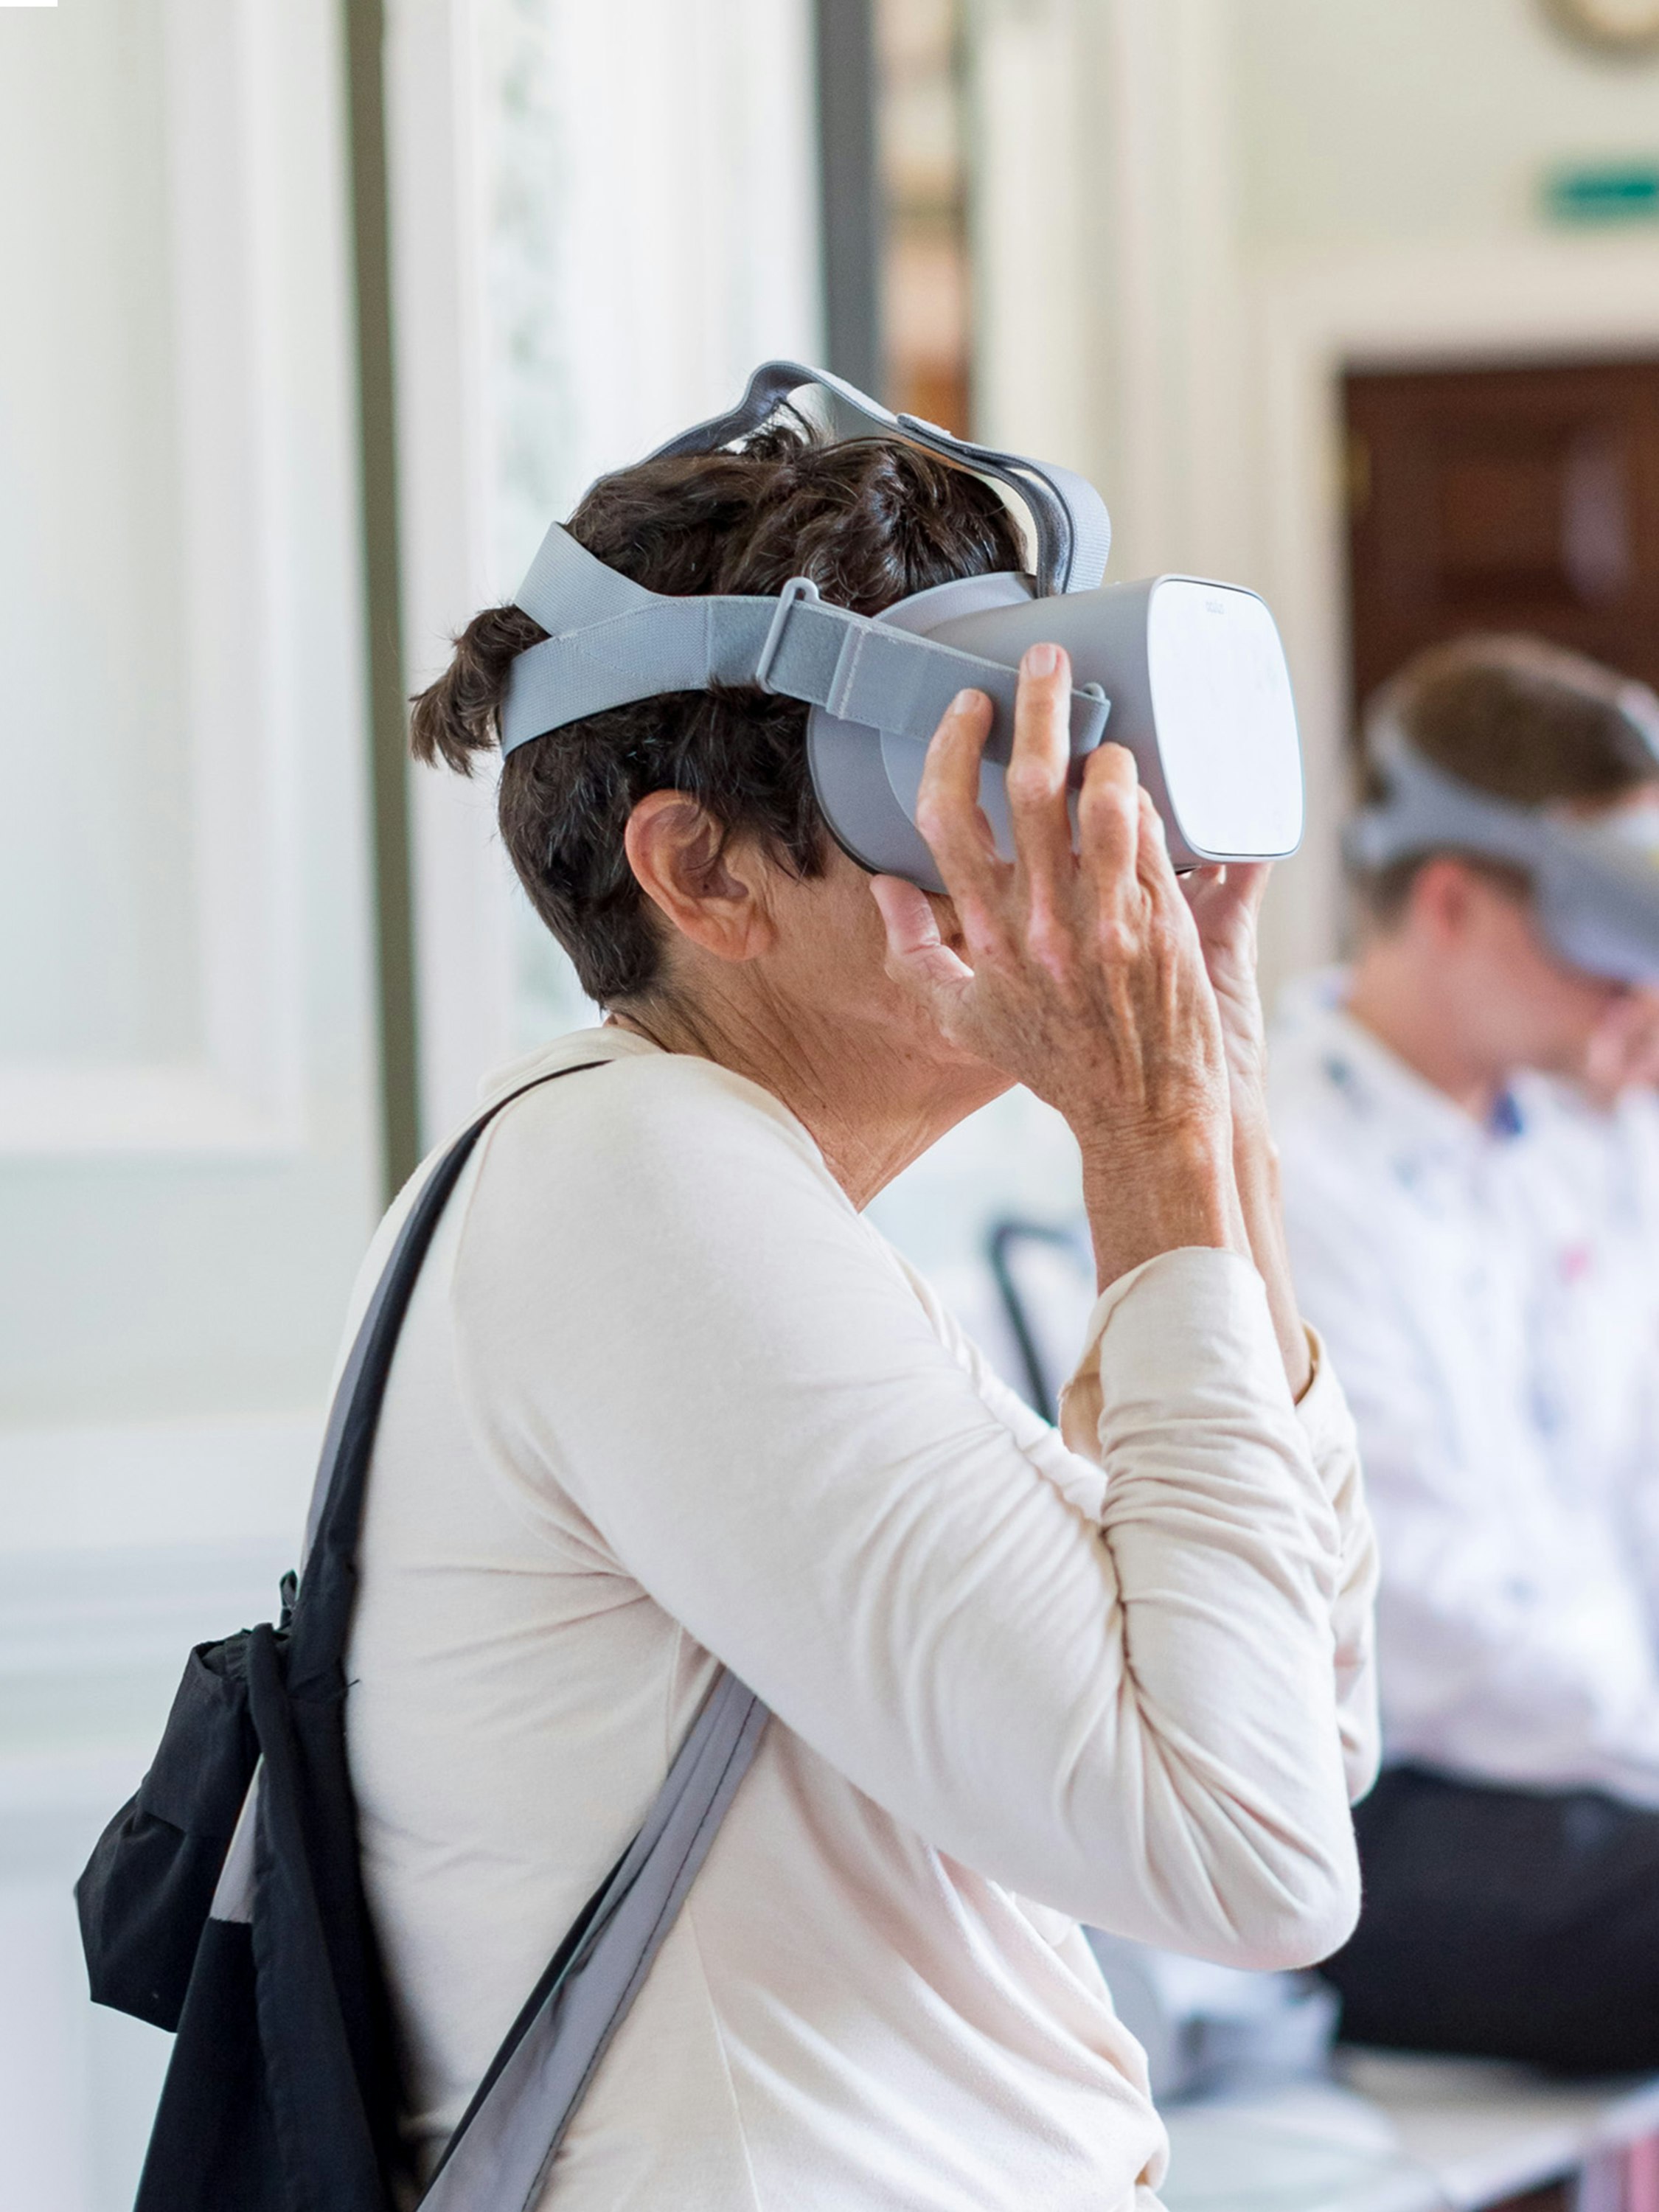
[500, 361, 1305, 889]
[1348, 707, 1659, 986]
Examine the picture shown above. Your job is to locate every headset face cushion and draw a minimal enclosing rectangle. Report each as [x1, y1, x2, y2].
[806, 714, 942, 890]
[807, 711, 1029, 895]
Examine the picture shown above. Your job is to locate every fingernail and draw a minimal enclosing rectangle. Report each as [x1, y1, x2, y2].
[1023, 642, 1060, 678]
[950, 689, 978, 714]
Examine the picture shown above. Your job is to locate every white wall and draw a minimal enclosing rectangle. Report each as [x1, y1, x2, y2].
[0, 2, 383, 2203]
[0, 0, 382, 1424]
[0, 5, 825, 2191]
[1236, 0, 1659, 252]
[387, 0, 824, 1138]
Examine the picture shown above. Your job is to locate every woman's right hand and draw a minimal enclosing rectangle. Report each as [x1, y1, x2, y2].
[870, 643, 1248, 1290]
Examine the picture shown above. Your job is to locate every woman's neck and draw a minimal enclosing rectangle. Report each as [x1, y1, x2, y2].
[607, 990, 1001, 1210]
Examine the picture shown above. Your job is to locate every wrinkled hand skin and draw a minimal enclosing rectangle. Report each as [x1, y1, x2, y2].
[1180, 859, 1312, 1399]
[870, 646, 1248, 1297]
[1181, 861, 1272, 1105]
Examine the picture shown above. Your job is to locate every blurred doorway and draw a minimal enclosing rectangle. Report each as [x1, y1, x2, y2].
[1344, 357, 1659, 714]
[876, 0, 973, 435]
[814, 0, 975, 434]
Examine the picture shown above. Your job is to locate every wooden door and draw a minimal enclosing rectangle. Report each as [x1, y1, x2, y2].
[1344, 358, 1659, 713]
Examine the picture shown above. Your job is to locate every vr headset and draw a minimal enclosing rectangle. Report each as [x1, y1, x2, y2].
[500, 361, 1304, 891]
[1348, 711, 1659, 986]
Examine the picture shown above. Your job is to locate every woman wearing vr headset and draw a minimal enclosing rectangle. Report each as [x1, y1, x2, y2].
[344, 394, 1377, 2208]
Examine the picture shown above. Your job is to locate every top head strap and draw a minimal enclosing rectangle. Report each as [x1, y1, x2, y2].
[645, 361, 1112, 598]
[498, 360, 1115, 781]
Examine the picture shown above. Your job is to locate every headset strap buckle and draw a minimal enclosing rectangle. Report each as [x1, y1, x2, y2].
[754, 576, 824, 693]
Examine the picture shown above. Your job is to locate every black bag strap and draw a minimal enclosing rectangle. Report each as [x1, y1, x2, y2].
[265, 1055, 769, 2203]
[284, 1064, 604, 1694]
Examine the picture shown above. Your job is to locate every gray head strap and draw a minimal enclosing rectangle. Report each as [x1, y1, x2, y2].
[502, 521, 1110, 765]
[1345, 718, 1554, 875]
[647, 360, 1112, 597]
[1349, 714, 1659, 983]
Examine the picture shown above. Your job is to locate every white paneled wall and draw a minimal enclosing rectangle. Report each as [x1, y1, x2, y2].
[0, 1, 826, 2192]
[387, 0, 824, 1137]
[0, 0, 380, 2202]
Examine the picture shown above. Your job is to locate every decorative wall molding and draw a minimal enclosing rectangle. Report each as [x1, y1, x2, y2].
[0, 1408, 320, 1555]
[3, 4, 375, 2198]
[0, 0, 322, 1160]
[386, 0, 822, 1141]
[0, 1065, 299, 1157]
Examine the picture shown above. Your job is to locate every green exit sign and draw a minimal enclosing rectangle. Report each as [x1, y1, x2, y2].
[1544, 161, 1659, 223]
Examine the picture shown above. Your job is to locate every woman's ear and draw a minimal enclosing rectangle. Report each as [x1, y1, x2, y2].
[623, 792, 779, 964]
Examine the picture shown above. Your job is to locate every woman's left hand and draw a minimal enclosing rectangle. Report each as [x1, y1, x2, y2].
[1181, 863, 1273, 1110]
[1181, 863, 1313, 1399]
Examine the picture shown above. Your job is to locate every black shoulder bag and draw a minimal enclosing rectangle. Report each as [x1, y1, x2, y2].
[75, 1066, 768, 2212]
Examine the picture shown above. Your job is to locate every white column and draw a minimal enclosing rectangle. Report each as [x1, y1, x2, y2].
[385, 0, 824, 1137]
[382, 0, 517, 1146]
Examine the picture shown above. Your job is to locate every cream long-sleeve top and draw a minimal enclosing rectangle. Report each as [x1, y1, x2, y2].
[343, 1026, 1379, 2212]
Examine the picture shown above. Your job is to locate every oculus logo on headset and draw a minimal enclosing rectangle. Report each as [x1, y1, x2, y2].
[500, 361, 1306, 888]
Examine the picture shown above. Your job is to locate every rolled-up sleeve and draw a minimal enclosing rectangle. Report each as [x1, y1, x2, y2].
[1290, 1329, 1381, 1803]
[1051, 1251, 1363, 1964]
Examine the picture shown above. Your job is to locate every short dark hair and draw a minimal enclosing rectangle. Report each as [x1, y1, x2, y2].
[1356, 633, 1659, 925]
[409, 422, 1025, 1004]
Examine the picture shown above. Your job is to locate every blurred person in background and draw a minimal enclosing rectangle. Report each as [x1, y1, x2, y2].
[1270, 635, 1659, 2069]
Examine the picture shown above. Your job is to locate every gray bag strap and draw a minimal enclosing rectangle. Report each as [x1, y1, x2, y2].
[647, 358, 1112, 597]
[421, 1667, 768, 2211]
[502, 524, 1110, 765]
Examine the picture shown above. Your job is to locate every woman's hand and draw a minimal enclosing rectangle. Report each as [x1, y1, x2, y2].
[1180, 863, 1272, 1105]
[870, 644, 1248, 1292]
[1181, 862, 1312, 1397]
